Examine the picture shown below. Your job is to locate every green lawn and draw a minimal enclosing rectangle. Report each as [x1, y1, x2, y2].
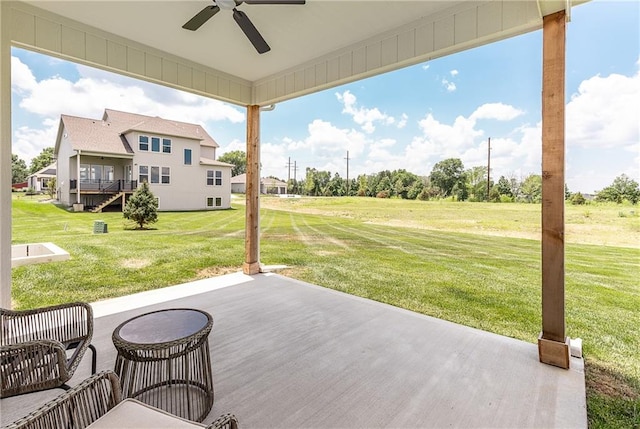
[10, 194, 640, 428]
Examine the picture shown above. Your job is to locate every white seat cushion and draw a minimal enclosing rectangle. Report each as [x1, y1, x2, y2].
[87, 398, 207, 428]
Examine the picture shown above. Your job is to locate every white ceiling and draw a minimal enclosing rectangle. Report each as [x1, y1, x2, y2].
[27, 1, 460, 81]
[12, 1, 580, 105]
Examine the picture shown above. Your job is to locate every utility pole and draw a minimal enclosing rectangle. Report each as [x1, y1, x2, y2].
[344, 150, 350, 196]
[293, 161, 298, 181]
[285, 157, 292, 182]
[486, 137, 491, 200]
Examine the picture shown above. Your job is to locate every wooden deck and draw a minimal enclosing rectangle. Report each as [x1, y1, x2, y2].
[1, 272, 587, 428]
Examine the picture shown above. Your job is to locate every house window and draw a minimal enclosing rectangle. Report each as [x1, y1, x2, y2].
[206, 197, 222, 208]
[104, 166, 114, 181]
[79, 164, 89, 180]
[151, 137, 160, 152]
[207, 170, 222, 186]
[150, 166, 160, 183]
[139, 136, 149, 151]
[139, 165, 149, 183]
[90, 165, 102, 181]
[184, 149, 192, 165]
[162, 139, 171, 153]
[161, 167, 170, 184]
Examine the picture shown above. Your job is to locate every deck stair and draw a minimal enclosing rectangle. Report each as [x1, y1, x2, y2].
[91, 192, 125, 213]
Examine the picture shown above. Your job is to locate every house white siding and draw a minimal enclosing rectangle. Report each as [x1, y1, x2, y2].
[56, 124, 74, 206]
[126, 131, 232, 211]
[54, 109, 231, 212]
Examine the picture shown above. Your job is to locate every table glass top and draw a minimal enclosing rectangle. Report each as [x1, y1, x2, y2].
[117, 309, 210, 344]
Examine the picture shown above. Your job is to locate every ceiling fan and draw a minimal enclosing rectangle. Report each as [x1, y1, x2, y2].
[182, 0, 306, 54]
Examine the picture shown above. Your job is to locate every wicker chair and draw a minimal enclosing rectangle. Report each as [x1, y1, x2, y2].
[1, 302, 97, 398]
[5, 371, 238, 429]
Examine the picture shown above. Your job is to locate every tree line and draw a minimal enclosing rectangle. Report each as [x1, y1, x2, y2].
[220, 152, 639, 204]
[13, 148, 639, 204]
[283, 158, 638, 205]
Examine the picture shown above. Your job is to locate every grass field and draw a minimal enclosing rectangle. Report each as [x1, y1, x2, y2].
[10, 194, 640, 428]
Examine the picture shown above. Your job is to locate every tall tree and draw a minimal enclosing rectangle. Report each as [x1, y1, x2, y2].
[466, 166, 489, 201]
[496, 176, 512, 197]
[519, 174, 542, 203]
[430, 158, 466, 198]
[123, 182, 158, 229]
[595, 174, 640, 204]
[12, 154, 28, 184]
[29, 147, 54, 174]
[218, 150, 246, 177]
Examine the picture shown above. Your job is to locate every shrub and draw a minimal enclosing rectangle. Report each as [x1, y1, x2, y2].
[376, 190, 390, 199]
[571, 193, 586, 205]
[499, 194, 514, 203]
[123, 182, 158, 229]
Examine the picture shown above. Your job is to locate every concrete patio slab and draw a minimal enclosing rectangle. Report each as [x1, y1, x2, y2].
[1, 273, 587, 428]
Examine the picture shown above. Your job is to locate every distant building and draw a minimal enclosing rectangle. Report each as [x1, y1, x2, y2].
[231, 174, 287, 195]
[12, 182, 28, 191]
[27, 162, 56, 193]
[54, 109, 233, 212]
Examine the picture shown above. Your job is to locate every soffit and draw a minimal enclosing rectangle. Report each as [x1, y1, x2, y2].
[8, 1, 583, 105]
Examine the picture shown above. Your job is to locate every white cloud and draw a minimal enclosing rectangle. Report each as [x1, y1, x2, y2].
[450, 70, 459, 76]
[397, 113, 408, 129]
[566, 70, 639, 149]
[442, 79, 456, 92]
[13, 124, 59, 164]
[470, 103, 525, 121]
[218, 139, 246, 155]
[422, 65, 430, 71]
[11, 56, 37, 93]
[11, 55, 245, 163]
[336, 90, 395, 134]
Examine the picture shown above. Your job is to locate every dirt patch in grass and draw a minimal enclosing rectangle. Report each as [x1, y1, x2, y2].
[586, 360, 639, 400]
[195, 266, 241, 278]
[121, 258, 151, 269]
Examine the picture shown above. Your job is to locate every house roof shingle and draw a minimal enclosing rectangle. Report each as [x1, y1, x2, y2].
[60, 114, 134, 156]
[104, 109, 219, 148]
[57, 109, 221, 157]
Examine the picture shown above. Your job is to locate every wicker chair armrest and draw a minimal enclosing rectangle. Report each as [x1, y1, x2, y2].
[207, 413, 239, 429]
[1, 302, 94, 345]
[4, 370, 122, 429]
[1, 340, 69, 398]
[1, 303, 94, 380]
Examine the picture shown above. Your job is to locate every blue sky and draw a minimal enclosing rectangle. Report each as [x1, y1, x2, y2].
[10, 0, 639, 193]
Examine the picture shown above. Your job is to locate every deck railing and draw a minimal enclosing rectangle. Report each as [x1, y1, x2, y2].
[70, 179, 138, 193]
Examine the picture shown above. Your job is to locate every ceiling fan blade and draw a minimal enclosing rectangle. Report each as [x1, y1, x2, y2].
[244, 1, 305, 4]
[182, 5, 220, 31]
[233, 9, 270, 54]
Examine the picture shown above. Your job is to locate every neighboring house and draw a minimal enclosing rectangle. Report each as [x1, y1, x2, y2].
[54, 109, 233, 212]
[27, 162, 56, 193]
[231, 174, 287, 195]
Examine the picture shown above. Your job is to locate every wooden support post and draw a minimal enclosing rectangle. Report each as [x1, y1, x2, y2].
[539, 10, 569, 369]
[0, 2, 12, 308]
[244, 105, 261, 275]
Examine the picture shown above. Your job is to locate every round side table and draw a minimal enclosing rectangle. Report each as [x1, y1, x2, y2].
[112, 308, 214, 422]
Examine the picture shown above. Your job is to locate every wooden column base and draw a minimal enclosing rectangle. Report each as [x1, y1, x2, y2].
[243, 262, 261, 275]
[538, 333, 570, 369]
